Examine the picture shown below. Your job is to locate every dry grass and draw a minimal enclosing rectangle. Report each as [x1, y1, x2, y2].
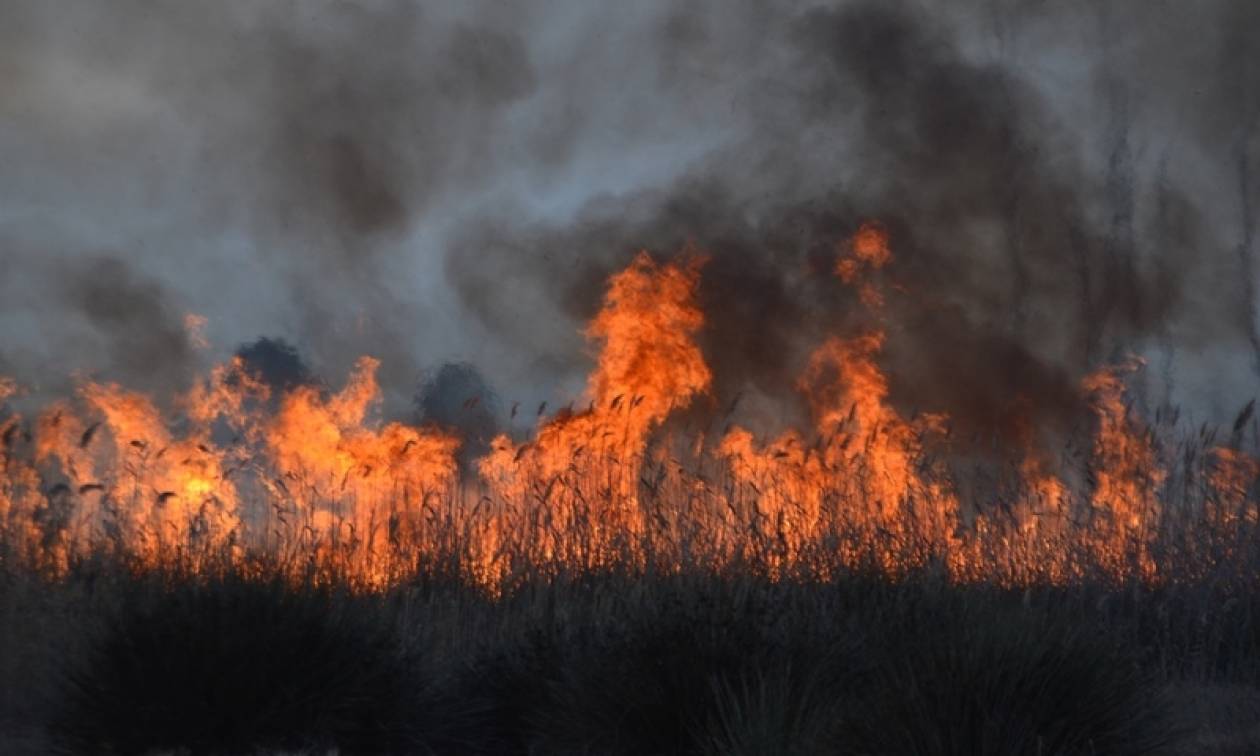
[1, 413, 1258, 753]
[0, 556, 1255, 754]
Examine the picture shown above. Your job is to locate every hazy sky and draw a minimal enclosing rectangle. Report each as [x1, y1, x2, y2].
[2, 0, 1257, 431]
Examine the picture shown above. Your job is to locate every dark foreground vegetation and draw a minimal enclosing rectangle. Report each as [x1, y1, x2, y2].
[0, 555, 1258, 755]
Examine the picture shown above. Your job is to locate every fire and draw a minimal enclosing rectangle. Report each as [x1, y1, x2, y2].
[836, 221, 892, 310]
[0, 224, 1254, 587]
[262, 356, 459, 583]
[1207, 447, 1259, 528]
[1, 379, 45, 566]
[5, 379, 241, 572]
[478, 252, 711, 572]
[584, 252, 711, 425]
[184, 313, 210, 351]
[1080, 360, 1165, 577]
[716, 223, 958, 574]
[835, 221, 892, 283]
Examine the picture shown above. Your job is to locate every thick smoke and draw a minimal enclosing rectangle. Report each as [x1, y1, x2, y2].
[235, 337, 315, 395]
[415, 362, 499, 468]
[2, 1, 1258, 444]
[449, 1, 1260, 447]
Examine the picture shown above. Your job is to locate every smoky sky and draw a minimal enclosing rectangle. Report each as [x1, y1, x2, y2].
[1, 0, 1258, 440]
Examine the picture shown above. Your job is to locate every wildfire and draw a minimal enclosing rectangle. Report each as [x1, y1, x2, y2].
[477, 252, 711, 573]
[184, 313, 210, 351]
[0, 225, 1254, 588]
[718, 224, 957, 575]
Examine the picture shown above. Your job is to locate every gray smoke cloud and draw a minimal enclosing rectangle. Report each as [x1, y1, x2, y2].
[1, 1, 1257, 443]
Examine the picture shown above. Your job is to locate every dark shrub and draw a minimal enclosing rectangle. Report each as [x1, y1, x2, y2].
[451, 629, 567, 756]
[532, 618, 755, 755]
[50, 575, 452, 755]
[696, 661, 842, 756]
[841, 599, 1178, 756]
[526, 588, 854, 756]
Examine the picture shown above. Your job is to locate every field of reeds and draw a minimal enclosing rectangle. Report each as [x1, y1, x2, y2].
[3, 250, 1260, 754]
[1, 496, 1259, 755]
[7, 0, 1260, 751]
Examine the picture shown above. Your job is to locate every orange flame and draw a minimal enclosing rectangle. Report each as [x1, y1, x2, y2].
[0, 224, 1251, 588]
[184, 313, 210, 351]
[1080, 359, 1165, 577]
[479, 252, 711, 573]
[264, 356, 458, 584]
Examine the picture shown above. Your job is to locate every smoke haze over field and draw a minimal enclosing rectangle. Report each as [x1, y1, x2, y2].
[2, 0, 1258, 435]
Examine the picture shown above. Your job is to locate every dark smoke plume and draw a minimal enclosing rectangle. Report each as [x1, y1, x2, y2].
[1, 0, 1258, 448]
[449, 1, 1260, 455]
[235, 337, 316, 395]
[415, 362, 500, 468]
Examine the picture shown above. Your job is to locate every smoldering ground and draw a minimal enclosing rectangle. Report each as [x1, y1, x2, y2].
[1, 1, 1258, 448]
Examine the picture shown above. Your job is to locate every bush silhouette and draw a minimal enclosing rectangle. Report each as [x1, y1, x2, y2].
[840, 599, 1177, 756]
[52, 575, 430, 755]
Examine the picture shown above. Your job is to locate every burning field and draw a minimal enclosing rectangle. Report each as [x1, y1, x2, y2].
[4, 228, 1259, 755]
[1, 223, 1255, 588]
[4, 0, 1260, 753]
